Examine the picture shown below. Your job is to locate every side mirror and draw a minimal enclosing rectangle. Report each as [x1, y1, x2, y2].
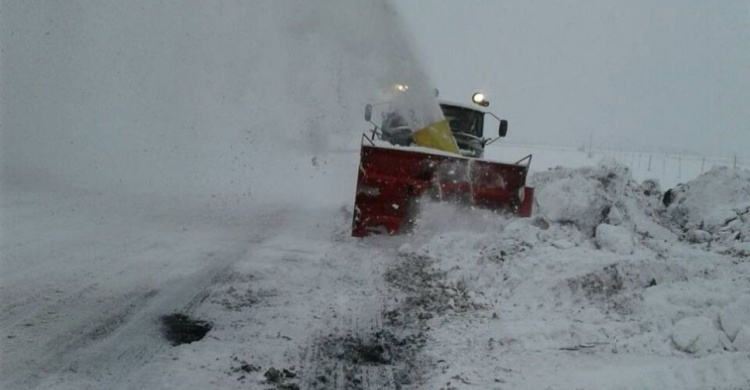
[364, 104, 373, 122]
[499, 119, 508, 137]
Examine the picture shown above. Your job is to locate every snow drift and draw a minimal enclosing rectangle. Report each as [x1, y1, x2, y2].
[663, 167, 750, 256]
[397, 163, 750, 388]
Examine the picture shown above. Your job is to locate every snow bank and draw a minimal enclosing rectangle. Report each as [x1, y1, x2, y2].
[534, 175, 609, 235]
[532, 163, 750, 258]
[531, 162, 651, 236]
[665, 167, 750, 227]
[664, 167, 750, 256]
[403, 162, 750, 389]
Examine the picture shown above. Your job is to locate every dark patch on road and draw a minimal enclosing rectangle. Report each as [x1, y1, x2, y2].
[308, 329, 427, 389]
[385, 253, 483, 325]
[302, 251, 466, 389]
[230, 355, 261, 374]
[160, 313, 212, 345]
[324, 331, 393, 365]
[264, 366, 299, 389]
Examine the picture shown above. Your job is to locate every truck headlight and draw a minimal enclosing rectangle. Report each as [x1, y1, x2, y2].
[472, 92, 489, 107]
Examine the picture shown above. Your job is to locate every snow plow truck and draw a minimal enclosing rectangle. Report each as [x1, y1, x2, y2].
[352, 89, 534, 237]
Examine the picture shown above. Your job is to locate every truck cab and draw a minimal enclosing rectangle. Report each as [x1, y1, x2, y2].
[380, 101, 508, 159]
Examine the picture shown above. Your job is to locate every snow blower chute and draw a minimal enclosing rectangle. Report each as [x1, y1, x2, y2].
[351, 90, 534, 237]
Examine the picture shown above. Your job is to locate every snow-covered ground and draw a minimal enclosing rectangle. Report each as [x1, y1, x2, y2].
[3, 153, 749, 389]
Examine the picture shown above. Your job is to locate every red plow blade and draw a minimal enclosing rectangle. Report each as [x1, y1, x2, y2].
[352, 145, 534, 237]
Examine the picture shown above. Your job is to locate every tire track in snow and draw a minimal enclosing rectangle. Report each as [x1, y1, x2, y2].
[298, 249, 404, 390]
[21, 248, 253, 390]
[0, 287, 161, 390]
[1, 209, 291, 390]
[0, 235, 160, 330]
[61, 210, 294, 390]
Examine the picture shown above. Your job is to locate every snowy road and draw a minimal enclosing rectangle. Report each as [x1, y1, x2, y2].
[0, 184, 424, 389]
[0, 186, 293, 389]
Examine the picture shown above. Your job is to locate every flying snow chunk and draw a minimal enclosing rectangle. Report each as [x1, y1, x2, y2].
[719, 295, 750, 341]
[595, 223, 635, 255]
[671, 316, 722, 357]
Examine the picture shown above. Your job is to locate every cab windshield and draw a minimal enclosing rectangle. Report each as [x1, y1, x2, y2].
[441, 105, 483, 138]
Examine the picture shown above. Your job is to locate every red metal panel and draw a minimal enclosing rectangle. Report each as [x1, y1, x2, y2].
[352, 145, 534, 237]
[518, 186, 535, 218]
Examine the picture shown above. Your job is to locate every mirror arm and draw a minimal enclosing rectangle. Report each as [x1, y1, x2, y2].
[486, 111, 502, 122]
[484, 136, 500, 146]
[480, 112, 504, 147]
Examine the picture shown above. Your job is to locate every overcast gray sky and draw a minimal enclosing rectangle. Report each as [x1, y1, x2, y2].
[2, 0, 748, 195]
[395, 1, 750, 157]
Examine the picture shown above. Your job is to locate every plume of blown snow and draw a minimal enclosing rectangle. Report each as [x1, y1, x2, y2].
[1, 0, 440, 211]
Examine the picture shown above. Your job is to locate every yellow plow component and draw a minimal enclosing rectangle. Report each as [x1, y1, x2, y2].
[412, 119, 460, 154]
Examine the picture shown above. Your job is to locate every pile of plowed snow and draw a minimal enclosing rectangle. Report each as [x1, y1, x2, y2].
[532, 163, 750, 257]
[396, 162, 750, 389]
[531, 162, 675, 253]
[663, 167, 750, 257]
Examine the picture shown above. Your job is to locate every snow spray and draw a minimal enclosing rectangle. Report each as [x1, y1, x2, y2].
[387, 84, 459, 154]
[295, 0, 458, 154]
[2, 0, 455, 207]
